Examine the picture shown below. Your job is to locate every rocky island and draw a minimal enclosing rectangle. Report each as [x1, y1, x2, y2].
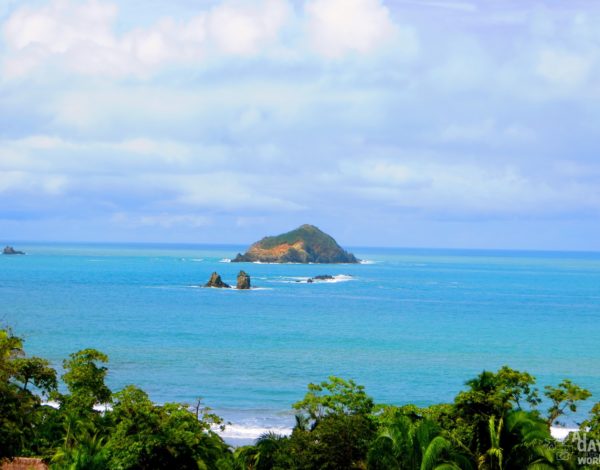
[203, 271, 252, 289]
[204, 272, 230, 288]
[232, 224, 358, 264]
[3, 246, 25, 255]
[236, 271, 251, 289]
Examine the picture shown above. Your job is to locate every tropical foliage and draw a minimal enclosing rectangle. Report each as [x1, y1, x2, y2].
[1, 326, 598, 469]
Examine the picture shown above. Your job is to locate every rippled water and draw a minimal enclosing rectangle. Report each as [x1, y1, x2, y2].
[2, 243, 599, 439]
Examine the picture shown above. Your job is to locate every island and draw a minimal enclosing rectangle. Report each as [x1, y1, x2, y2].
[3, 246, 25, 255]
[203, 271, 252, 289]
[232, 224, 359, 263]
[204, 272, 230, 288]
[236, 271, 251, 289]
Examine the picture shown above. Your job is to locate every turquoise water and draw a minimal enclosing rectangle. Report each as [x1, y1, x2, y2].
[1, 244, 600, 438]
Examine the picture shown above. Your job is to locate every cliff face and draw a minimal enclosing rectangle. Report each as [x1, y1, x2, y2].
[232, 224, 358, 264]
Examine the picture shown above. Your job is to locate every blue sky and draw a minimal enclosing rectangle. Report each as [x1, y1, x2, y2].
[0, 0, 599, 249]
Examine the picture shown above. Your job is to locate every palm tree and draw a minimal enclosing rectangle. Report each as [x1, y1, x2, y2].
[479, 416, 503, 470]
[503, 411, 568, 470]
[368, 416, 473, 470]
[478, 411, 568, 470]
[254, 432, 288, 470]
[52, 431, 108, 470]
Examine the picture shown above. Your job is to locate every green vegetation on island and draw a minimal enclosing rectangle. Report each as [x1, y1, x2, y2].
[232, 224, 359, 264]
[1, 327, 599, 469]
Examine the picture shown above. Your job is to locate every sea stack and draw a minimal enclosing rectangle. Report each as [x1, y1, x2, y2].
[236, 271, 251, 290]
[232, 224, 359, 264]
[3, 246, 25, 255]
[204, 272, 230, 288]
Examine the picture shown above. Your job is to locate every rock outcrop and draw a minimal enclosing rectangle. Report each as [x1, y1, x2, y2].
[236, 271, 251, 289]
[232, 224, 358, 264]
[204, 272, 230, 288]
[3, 246, 25, 255]
[306, 275, 335, 283]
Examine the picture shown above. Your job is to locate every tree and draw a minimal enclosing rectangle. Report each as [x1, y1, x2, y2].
[253, 432, 290, 470]
[61, 349, 111, 412]
[105, 385, 229, 469]
[287, 412, 375, 470]
[582, 402, 600, 439]
[480, 416, 503, 470]
[293, 376, 374, 422]
[0, 328, 58, 460]
[544, 380, 591, 428]
[454, 367, 542, 460]
[52, 428, 109, 470]
[501, 410, 560, 470]
[288, 377, 376, 469]
[13, 357, 57, 394]
[368, 415, 472, 470]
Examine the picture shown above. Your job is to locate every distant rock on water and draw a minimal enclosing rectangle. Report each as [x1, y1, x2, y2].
[3, 246, 25, 255]
[204, 272, 230, 288]
[236, 271, 251, 290]
[306, 275, 335, 283]
[232, 224, 359, 264]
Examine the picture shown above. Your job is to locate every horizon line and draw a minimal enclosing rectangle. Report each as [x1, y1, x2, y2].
[2, 239, 600, 256]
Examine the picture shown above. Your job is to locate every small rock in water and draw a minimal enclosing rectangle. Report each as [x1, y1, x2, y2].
[204, 272, 230, 288]
[312, 275, 334, 281]
[236, 271, 251, 290]
[3, 246, 25, 255]
[305, 275, 335, 283]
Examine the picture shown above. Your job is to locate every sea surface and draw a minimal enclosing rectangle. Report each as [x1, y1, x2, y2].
[1, 243, 600, 442]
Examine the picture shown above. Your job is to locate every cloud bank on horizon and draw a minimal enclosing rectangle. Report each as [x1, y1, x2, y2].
[0, 0, 599, 249]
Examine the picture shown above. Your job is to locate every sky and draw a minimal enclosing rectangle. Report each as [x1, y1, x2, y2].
[0, 0, 599, 250]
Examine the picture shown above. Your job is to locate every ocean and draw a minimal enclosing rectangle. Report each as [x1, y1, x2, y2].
[1, 243, 599, 443]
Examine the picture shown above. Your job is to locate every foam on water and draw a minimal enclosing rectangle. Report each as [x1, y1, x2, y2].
[214, 424, 293, 440]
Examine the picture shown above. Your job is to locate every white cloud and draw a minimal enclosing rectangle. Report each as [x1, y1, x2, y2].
[0, 135, 229, 175]
[2, 0, 292, 78]
[342, 158, 600, 216]
[0, 170, 69, 195]
[207, 0, 291, 55]
[150, 173, 306, 212]
[536, 49, 593, 87]
[114, 213, 213, 229]
[438, 120, 535, 144]
[305, 0, 402, 59]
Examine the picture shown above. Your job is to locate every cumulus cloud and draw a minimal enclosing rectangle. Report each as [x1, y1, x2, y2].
[305, 0, 407, 58]
[2, 0, 292, 78]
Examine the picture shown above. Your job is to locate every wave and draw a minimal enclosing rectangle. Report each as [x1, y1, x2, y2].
[273, 275, 355, 284]
[214, 424, 292, 440]
[43, 401, 112, 412]
[359, 260, 376, 265]
[320, 274, 354, 283]
[551, 427, 578, 441]
[219, 258, 231, 263]
[188, 285, 273, 291]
